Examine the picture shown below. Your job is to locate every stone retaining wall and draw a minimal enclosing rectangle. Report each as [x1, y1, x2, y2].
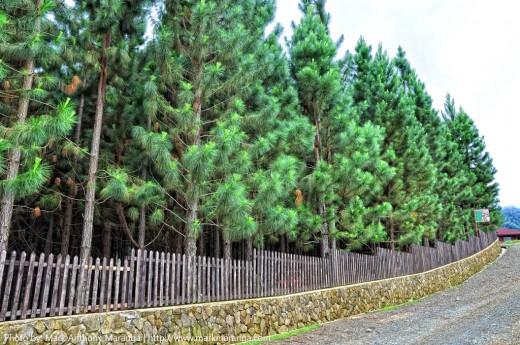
[0, 241, 501, 345]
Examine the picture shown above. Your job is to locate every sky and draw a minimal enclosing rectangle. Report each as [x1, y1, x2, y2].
[273, 0, 520, 207]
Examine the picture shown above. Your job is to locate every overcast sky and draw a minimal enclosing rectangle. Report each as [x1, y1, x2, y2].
[274, 0, 520, 207]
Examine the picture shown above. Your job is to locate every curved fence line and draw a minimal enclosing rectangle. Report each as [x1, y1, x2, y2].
[0, 230, 497, 321]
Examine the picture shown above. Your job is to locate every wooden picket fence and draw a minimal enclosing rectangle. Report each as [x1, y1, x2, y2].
[0, 230, 496, 322]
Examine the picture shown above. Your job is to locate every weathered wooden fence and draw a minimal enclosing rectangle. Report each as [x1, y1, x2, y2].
[0, 230, 496, 321]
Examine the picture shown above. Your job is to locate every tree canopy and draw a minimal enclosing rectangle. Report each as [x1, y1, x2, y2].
[502, 207, 520, 230]
[0, 0, 502, 262]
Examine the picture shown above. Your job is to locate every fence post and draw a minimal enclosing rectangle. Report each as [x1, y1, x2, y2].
[0, 250, 6, 303]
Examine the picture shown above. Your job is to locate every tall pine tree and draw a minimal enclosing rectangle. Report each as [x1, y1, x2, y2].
[289, 1, 393, 255]
[349, 38, 439, 248]
[0, 0, 75, 253]
[442, 95, 503, 234]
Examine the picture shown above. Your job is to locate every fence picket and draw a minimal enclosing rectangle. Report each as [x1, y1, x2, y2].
[1, 251, 17, 321]
[67, 256, 78, 316]
[154, 251, 160, 307]
[174, 253, 179, 304]
[40, 254, 55, 317]
[31, 253, 45, 318]
[0, 250, 6, 300]
[160, 252, 165, 307]
[218, 257, 222, 301]
[121, 257, 129, 310]
[99, 257, 107, 312]
[233, 259, 237, 300]
[259, 251, 264, 297]
[197, 256, 202, 303]
[49, 254, 63, 317]
[213, 257, 218, 302]
[83, 257, 93, 314]
[114, 259, 121, 311]
[165, 253, 171, 306]
[203, 256, 208, 302]
[10, 252, 26, 320]
[0, 231, 498, 321]
[91, 258, 101, 313]
[21, 253, 36, 319]
[58, 255, 71, 316]
[176, 253, 182, 304]
[147, 250, 153, 307]
[106, 258, 114, 312]
[127, 249, 135, 309]
[181, 254, 186, 305]
[140, 251, 147, 307]
[134, 250, 142, 308]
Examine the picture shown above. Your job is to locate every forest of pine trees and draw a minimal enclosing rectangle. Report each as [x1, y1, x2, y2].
[0, 0, 503, 262]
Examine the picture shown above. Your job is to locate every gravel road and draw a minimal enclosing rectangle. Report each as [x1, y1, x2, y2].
[268, 244, 520, 345]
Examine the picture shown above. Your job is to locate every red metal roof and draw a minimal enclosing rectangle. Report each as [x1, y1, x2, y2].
[496, 227, 520, 236]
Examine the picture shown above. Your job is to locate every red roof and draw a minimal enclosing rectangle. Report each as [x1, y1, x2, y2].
[496, 228, 520, 236]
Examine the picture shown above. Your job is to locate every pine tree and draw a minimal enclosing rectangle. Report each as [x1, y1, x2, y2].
[349, 38, 438, 248]
[58, 0, 150, 305]
[130, 1, 282, 293]
[0, 0, 76, 252]
[394, 47, 443, 243]
[442, 95, 503, 234]
[288, 0, 342, 256]
[289, 1, 393, 255]
[226, 22, 314, 257]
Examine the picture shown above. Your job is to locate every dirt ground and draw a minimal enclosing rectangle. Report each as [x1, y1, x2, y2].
[268, 245, 520, 345]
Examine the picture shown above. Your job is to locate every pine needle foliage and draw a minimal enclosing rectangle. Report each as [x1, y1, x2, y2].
[348, 38, 439, 248]
[288, 1, 394, 254]
[0, 0, 76, 252]
[0, 0, 503, 260]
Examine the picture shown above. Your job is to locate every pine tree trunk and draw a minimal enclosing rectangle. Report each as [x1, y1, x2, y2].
[280, 235, 286, 253]
[326, 126, 332, 164]
[138, 205, 146, 248]
[0, 148, 22, 253]
[312, 103, 329, 258]
[313, 106, 322, 165]
[74, 91, 85, 145]
[198, 229, 205, 256]
[320, 203, 330, 257]
[61, 92, 84, 257]
[222, 231, 231, 299]
[61, 195, 73, 256]
[116, 203, 140, 248]
[326, 127, 335, 252]
[183, 78, 203, 295]
[312, 107, 323, 259]
[184, 197, 198, 298]
[330, 219, 337, 250]
[138, 114, 151, 248]
[389, 215, 395, 251]
[102, 225, 111, 258]
[175, 229, 183, 255]
[245, 236, 253, 261]
[78, 32, 111, 306]
[44, 214, 54, 255]
[0, 40, 41, 253]
[214, 226, 220, 258]
[223, 232, 231, 261]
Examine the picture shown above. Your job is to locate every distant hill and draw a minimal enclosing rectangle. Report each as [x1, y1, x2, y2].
[502, 206, 520, 229]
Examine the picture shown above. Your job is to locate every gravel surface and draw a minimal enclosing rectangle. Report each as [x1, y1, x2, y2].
[268, 245, 520, 345]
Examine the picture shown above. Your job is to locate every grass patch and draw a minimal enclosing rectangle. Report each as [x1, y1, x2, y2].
[238, 324, 319, 345]
[371, 298, 421, 313]
[504, 240, 520, 245]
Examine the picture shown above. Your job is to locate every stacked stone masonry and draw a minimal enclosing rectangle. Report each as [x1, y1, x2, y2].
[0, 241, 501, 344]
